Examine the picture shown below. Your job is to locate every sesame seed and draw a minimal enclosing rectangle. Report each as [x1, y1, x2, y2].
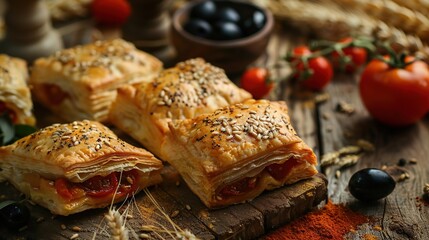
[220, 127, 226, 132]
[126, 176, 134, 185]
[212, 131, 220, 135]
[249, 110, 257, 114]
[74, 141, 80, 146]
[170, 210, 180, 218]
[61, 224, 67, 230]
[70, 233, 79, 240]
[157, 101, 165, 106]
[140, 233, 150, 239]
[185, 205, 191, 210]
[216, 196, 223, 200]
[232, 130, 241, 134]
[36, 217, 44, 223]
[226, 135, 233, 140]
[234, 135, 242, 141]
[72, 226, 81, 232]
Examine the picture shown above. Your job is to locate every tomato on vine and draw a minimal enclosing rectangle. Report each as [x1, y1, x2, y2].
[240, 67, 274, 99]
[331, 37, 368, 73]
[359, 54, 429, 126]
[288, 46, 333, 91]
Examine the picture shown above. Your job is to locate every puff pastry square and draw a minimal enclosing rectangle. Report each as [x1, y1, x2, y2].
[0, 54, 35, 125]
[0, 120, 163, 216]
[109, 58, 252, 160]
[30, 39, 163, 123]
[166, 99, 318, 208]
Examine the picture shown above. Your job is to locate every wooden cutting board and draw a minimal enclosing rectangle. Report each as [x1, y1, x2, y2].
[0, 167, 327, 240]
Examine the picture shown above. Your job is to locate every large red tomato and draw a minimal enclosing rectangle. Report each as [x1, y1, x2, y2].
[359, 56, 429, 126]
[291, 46, 333, 91]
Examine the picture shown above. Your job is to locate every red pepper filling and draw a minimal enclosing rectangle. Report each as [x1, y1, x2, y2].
[219, 177, 258, 197]
[0, 101, 17, 123]
[43, 84, 68, 105]
[218, 157, 301, 198]
[54, 170, 140, 201]
[266, 157, 300, 181]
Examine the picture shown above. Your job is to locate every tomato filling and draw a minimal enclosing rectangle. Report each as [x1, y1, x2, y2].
[43, 84, 68, 105]
[0, 101, 17, 123]
[217, 157, 301, 199]
[54, 170, 140, 201]
[266, 157, 300, 181]
[219, 177, 258, 197]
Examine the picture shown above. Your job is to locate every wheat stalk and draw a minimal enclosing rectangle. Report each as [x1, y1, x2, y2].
[105, 208, 129, 240]
[390, 0, 429, 16]
[254, 0, 429, 61]
[330, 0, 429, 41]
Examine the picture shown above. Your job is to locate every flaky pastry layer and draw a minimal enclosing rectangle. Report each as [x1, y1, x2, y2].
[110, 58, 251, 160]
[0, 54, 35, 125]
[167, 99, 318, 208]
[0, 120, 163, 215]
[30, 39, 162, 122]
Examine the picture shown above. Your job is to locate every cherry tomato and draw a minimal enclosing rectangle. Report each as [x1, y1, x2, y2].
[266, 157, 300, 181]
[82, 173, 119, 198]
[331, 37, 367, 73]
[359, 56, 429, 126]
[91, 0, 131, 26]
[240, 67, 274, 99]
[291, 46, 333, 91]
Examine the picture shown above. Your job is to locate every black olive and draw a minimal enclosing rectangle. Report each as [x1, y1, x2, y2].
[348, 168, 396, 202]
[184, 19, 213, 38]
[0, 201, 30, 230]
[213, 21, 243, 40]
[190, 0, 217, 20]
[215, 7, 240, 23]
[242, 10, 266, 35]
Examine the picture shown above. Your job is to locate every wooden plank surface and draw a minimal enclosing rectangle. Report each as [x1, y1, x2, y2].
[319, 73, 429, 239]
[0, 167, 327, 240]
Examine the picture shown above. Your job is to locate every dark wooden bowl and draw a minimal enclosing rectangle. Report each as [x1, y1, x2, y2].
[170, 0, 274, 75]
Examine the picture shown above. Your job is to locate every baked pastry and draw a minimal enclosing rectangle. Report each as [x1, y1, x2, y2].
[0, 54, 35, 125]
[0, 120, 163, 216]
[166, 99, 318, 208]
[109, 58, 252, 160]
[30, 39, 163, 123]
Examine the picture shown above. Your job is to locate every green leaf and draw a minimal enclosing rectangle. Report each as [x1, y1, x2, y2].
[0, 114, 15, 145]
[14, 124, 37, 139]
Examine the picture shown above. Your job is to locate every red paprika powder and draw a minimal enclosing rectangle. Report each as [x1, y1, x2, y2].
[264, 200, 369, 240]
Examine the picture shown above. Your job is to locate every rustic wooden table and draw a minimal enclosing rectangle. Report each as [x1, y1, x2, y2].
[0, 19, 428, 240]
[263, 25, 429, 240]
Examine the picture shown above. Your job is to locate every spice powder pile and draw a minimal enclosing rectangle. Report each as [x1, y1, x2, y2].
[264, 200, 370, 240]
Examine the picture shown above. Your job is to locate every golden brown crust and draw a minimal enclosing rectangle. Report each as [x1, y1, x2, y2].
[30, 39, 163, 122]
[166, 99, 318, 208]
[109, 58, 252, 159]
[0, 120, 163, 215]
[0, 120, 162, 181]
[0, 54, 35, 125]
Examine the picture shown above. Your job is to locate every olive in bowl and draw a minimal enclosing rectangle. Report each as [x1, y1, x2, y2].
[171, 0, 274, 75]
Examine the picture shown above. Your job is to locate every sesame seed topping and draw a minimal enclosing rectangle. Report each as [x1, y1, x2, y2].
[152, 58, 233, 110]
